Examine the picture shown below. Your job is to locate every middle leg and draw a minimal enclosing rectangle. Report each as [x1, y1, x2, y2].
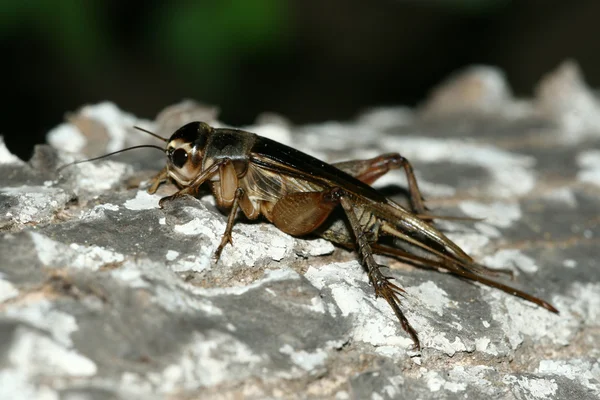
[214, 187, 245, 262]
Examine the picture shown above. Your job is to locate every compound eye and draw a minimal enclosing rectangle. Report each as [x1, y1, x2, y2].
[172, 148, 188, 168]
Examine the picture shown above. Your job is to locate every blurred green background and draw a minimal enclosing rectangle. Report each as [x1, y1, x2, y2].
[2, 0, 599, 159]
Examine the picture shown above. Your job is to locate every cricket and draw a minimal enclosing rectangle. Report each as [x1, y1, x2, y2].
[61, 121, 558, 351]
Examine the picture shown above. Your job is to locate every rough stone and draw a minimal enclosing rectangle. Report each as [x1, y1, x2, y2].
[1, 61, 599, 399]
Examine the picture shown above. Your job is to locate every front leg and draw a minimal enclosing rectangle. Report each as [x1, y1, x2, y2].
[147, 167, 168, 194]
[157, 160, 225, 208]
[158, 186, 198, 208]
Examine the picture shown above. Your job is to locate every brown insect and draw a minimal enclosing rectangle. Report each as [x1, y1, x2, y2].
[62, 121, 558, 351]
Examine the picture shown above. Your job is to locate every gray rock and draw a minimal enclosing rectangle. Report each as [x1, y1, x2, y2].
[1, 61, 599, 399]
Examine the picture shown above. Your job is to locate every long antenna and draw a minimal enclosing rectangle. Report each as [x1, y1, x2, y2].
[134, 126, 168, 142]
[56, 144, 164, 173]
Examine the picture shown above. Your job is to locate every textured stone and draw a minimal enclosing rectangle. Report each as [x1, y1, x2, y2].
[1, 61, 599, 399]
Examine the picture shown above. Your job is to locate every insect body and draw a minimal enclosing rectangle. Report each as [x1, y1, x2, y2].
[136, 121, 558, 351]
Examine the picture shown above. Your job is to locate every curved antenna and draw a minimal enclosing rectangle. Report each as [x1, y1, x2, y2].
[56, 144, 165, 173]
[133, 126, 168, 142]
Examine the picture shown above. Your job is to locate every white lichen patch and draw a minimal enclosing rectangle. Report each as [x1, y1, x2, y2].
[172, 206, 295, 267]
[294, 237, 335, 258]
[122, 331, 262, 392]
[114, 259, 223, 316]
[556, 282, 600, 325]
[443, 228, 491, 256]
[380, 375, 405, 398]
[4, 300, 79, 347]
[474, 337, 493, 354]
[7, 327, 97, 377]
[404, 281, 450, 316]
[427, 332, 468, 357]
[232, 224, 292, 262]
[153, 284, 223, 316]
[576, 149, 600, 187]
[0, 370, 59, 400]
[418, 365, 498, 396]
[0, 278, 18, 303]
[475, 332, 504, 356]
[70, 161, 132, 195]
[65, 241, 125, 269]
[424, 370, 467, 393]
[482, 249, 539, 274]
[1, 186, 70, 225]
[306, 264, 470, 356]
[78, 102, 142, 152]
[487, 289, 572, 350]
[543, 187, 578, 208]
[30, 232, 125, 271]
[81, 203, 120, 220]
[168, 254, 211, 273]
[449, 365, 496, 394]
[383, 137, 536, 198]
[279, 344, 328, 372]
[165, 250, 179, 261]
[47, 122, 87, 154]
[459, 201, 522, 228]
[269, 288, 328, 315]
[173, 214, 216, 236]
[504, 375, 558, 399]
[0, 136, 23, 164]
[537, 359, 600, 396]
[484, 282, 600, 354]
[109, 266, 148, 288]
[123, 190, 162, 210]
[304, 261, 413, 352]
[436, 201, 522, 257]
[473, 222, 502, 239]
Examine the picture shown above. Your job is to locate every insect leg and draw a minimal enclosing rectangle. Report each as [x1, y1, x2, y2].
[158, 161, 224, 208]
[333, 153, 427, 214]
[334, 155, 480, 223]
[333, 154, 402, 185]
[335, 191, 421, 351]
[378, 219, 514, 280]
[372, 243, 558, 313]
[147, 167, 168, 194]
[214, 187, 245, 262]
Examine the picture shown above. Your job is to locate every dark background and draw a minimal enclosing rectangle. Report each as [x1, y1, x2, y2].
[2, 0, 599, 160]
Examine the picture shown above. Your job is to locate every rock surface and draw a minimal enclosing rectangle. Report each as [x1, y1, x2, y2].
[1, 61, 599, 399]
